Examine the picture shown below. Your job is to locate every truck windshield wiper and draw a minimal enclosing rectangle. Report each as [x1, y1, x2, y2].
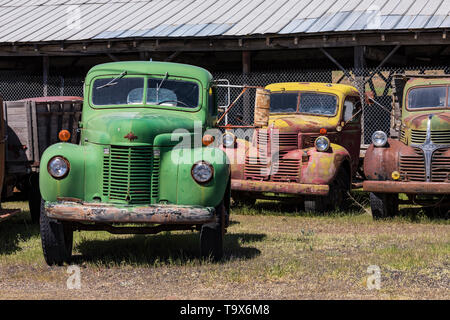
[96, 71, 127, 89]
[156, 72, 168, 102]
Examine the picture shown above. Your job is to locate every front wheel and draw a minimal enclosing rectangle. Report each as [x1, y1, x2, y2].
[200, 201, 225, 261]
[370, 193, 399, 219]
[40, 200, 73, 266]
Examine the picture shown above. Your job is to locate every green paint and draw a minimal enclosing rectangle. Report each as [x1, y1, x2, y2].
[40, 61, 230, 210]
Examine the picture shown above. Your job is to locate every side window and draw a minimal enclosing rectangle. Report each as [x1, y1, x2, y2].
[209, 86, 217, 116]
[343, 96, 361, 123]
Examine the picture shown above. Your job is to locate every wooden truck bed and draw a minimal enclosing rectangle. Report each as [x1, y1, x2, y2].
[3, 97, 82, 174]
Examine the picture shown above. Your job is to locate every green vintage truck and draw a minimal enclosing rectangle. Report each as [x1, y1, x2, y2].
[39, 61, 231, 265]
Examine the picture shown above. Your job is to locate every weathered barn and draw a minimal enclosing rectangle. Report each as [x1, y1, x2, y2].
[0, 0, 449, 142]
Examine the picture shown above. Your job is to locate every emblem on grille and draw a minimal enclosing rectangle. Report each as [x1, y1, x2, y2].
[411, 115, 447, 182]
[124, 132, 138, 141]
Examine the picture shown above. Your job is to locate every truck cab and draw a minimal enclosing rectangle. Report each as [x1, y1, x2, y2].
[39, 61, 230, 264]
[363, 75, 450, 218]
[222, 82, 362, 211]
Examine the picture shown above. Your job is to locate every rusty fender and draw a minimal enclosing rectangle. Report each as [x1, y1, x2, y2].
[231, 179, 329, 196]
[363, 181, 450, 194]
[45, 201, 216, 224]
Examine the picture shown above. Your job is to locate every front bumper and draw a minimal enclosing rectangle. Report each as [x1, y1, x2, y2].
[363, 181, 450, 194]
[231, 179, 329, 196]
[45, 201, 216, 224]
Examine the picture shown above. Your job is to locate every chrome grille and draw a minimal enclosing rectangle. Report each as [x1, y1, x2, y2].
[103, 146, 153, 204]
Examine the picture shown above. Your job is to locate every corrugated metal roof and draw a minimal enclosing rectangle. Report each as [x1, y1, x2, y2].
[0, 0, 448, 43]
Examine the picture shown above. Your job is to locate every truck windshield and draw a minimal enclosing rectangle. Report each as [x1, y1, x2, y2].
[92, 77, 144, 105]
[147, 78, 199, 108]
[408, 86, 448, 109]
[270, 92, 337, 116]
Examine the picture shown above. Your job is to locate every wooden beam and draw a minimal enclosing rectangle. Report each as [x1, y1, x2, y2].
[0, 31, 448, 56]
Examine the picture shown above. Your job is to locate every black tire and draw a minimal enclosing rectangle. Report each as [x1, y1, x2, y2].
[370, 192, 399, 220]
[27, 174, 41, 224]
[304, 167, 350, 213]
[40, 200, 73, 266]
[328, 167, 351, 211]
[200, 201, 225, 261]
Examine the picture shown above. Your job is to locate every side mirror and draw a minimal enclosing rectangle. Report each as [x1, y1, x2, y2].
[253, 88, 270, 127]
[365, 92, 375, 105]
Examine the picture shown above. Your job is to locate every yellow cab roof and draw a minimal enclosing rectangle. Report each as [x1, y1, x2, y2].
[265, 82, 359, 96]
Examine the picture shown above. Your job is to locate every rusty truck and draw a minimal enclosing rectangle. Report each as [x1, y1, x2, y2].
[363, 75, 450, 218]
[220, 82, 363, 212]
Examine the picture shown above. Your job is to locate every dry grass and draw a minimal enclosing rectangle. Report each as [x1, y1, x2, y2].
[0, 198, 448, 300]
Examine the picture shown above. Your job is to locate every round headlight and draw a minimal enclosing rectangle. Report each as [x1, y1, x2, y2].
[315, 136, 330, 152]
[191, 161, 214, 184]
[47, 156, 69, 179]
[372, 131, 388, 147]
[222, 132, 236, 148]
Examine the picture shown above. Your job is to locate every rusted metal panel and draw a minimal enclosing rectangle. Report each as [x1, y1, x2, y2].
[45, 201, 216, 224]
[232, 179, 329, 196]
[363, 180, 450, 194]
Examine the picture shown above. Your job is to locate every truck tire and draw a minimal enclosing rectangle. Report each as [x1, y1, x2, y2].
[40, 200, 73, 266]
[200, 201, 225, 261]
[370, 192, 398, 219]
[28, 174, 41, 224]
[328, 167, 351, 211]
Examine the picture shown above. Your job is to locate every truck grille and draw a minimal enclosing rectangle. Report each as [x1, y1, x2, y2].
[272, 152, 301, 182]
[256, 130, 298, 150]
[431, 149, 450, 182]
[411, 129, 450, 144]
[244, 154, 270, 180]
[103, 146, 154, 204]
[399, 148, 450, 182]
[399, 150, 425, 181]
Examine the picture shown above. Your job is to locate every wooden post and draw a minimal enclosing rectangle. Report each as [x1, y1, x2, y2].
[43, 56, 49, 97]
[242, 51, 252, 125]
[354, 46, 366, 144]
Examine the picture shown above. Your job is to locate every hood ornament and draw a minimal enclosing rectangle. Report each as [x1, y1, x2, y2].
[124, 132, 138, 142]
[411, 115, 446, 182]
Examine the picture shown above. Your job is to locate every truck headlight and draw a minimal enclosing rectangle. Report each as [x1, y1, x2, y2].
[372, 131, 388, 147]
[315, 136, 330, 152]
[47, 156, 70, 179]
[191, 161, 214, 184]
[222, 132, 236, 148]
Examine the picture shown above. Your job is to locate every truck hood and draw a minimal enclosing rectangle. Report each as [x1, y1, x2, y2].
[267, 114, 339, 133]
[403, 112, 450, 131]
[83, 111, 199, 145]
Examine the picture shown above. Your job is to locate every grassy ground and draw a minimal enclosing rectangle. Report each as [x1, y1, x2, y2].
[0, 196, 448, 300]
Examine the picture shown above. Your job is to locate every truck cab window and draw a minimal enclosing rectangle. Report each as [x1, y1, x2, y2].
[408, 86, 447, 109]
[343, 96, 361, 122]
[147, 78, 199, 108]
[93, 77, 144, 105]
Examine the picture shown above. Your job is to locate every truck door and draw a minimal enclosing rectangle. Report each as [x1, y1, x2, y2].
[339, 95, 362, 174]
